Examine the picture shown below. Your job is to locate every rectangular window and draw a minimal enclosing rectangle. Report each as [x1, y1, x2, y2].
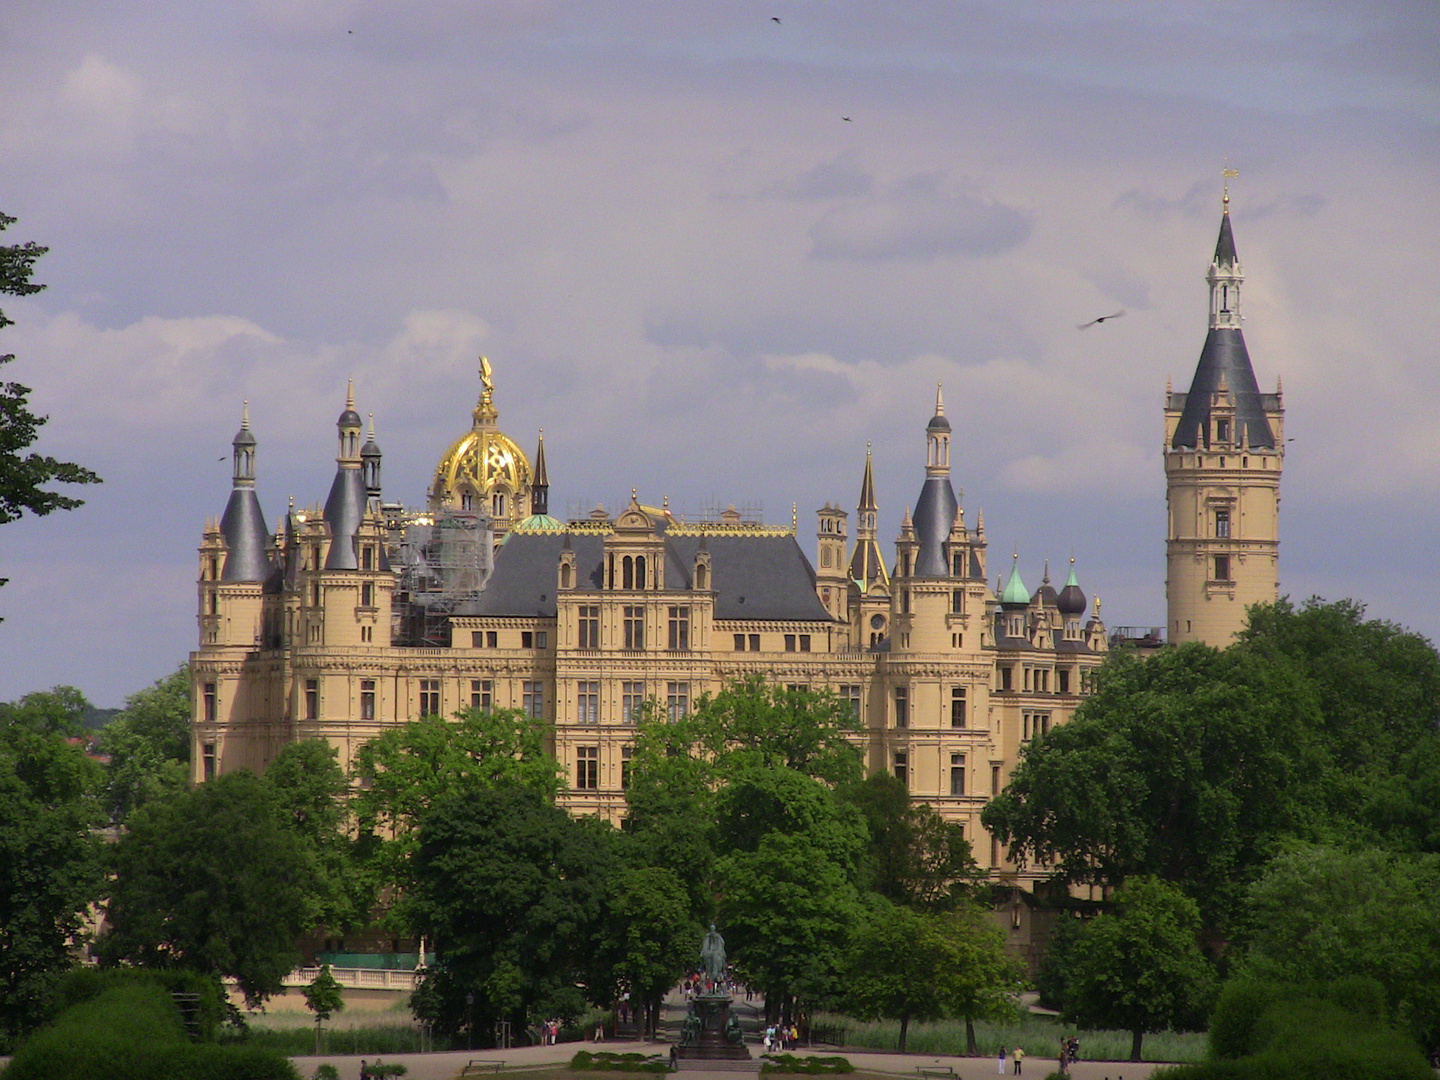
[798, 634, 811, 652]
[992, 765, 1001, 795]
[578, 606, 600, 649]
[577, 681, 599, 724]
[203, 682, 217, 725]
[305, 678, 319, 721]
[894, 687, 909, 728]
[1214, 555, 1231, 581]
[1216, 418, 1231, 443]
[623, 606, 644, 650]
[1058, 669, 1071, 694]
[749, 633, 760, 651]
[576, 745, 598, 790]
[471, 679, 492, 711]
[419, 679, 441, 717]
[893, 751, 908, 787]
[950, 687, 967, 728]
[668, 606, 690, 650]
[361, 581, 374, 607]
[951, 588, 964, 614]
[784, 634, 797, 652]
[950, 753, 966, 796]
[621, 745, 633, 789]
[202, 742, 217, 782]
[666, 681, 690, 720]
[522, 631, 533, 648]
[537, 630, 548, 649]
[472, 630, 498, 648]
[622, 681, 645, 723]
[734, 633, 746, 651]
[840, 684, 862, 720]
[523, 681, 545, 719]
[1215, 508, 1231, 539]
[362, 545, 374, 571]
[360, 679, 375, 720]
[1000, 666, 1013, 691]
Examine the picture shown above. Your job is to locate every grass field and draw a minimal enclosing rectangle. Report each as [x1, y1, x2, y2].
[821, 1014, 1208, 1064]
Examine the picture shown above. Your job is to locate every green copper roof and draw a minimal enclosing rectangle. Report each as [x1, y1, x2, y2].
[513, 513, 565, 533]
[1000, 559, 1029, 607]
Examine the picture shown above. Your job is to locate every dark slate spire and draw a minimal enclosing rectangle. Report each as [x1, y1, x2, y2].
[1169, 197, 1276, 450]
[361, 412, 383, 506]
[531, 429, 549, 517]
[323, 383, 367, 570]
[219, 401, 272, 581]
[912, 386, 958, 577]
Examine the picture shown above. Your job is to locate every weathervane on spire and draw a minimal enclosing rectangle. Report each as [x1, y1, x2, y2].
[1222, 166, 1239, 213]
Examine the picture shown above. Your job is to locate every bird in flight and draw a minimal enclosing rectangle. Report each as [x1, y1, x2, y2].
[841, 116, 853, 122]
[771, 16, 781, 23]
[1077, 310, 1125, 330]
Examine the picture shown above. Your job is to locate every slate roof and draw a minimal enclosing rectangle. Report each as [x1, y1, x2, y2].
[219, 488, 272, 582]
[467, 530, 835, 622]
[323, 468, 367, 570]
[911, 475, 958, 578]
[1169, 328, 1276, 450]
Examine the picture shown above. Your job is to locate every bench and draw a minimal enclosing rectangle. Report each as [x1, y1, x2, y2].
[916, 1067, 956, 1079]
[462, 1060, 506, 1075]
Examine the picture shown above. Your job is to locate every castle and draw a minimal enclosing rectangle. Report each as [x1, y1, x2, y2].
[191, 198, 1281, 887]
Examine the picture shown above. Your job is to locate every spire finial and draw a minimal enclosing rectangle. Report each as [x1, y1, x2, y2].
[241, 399, 250, 429]
[792, 502, 798, 532]
[346, 378, 355, 410]
[935, 383, 945, 416]
[368, 412, 375, 437]
[473, 357, 498, 426]
[1222, 166, 1238, 214]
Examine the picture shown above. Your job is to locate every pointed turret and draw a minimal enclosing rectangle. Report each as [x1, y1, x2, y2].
[1056, 557, 1087, 617]
[361, 413, 383, 507]
[1169, 197, 1274, 450]
[1164, 185, 1284, 645]
[218, 402, 272, 581]
[911, 386, 959, 576]
[323, 384, 368, 570]
[847, 444, 889, 593]
[531, 430, 549, 517]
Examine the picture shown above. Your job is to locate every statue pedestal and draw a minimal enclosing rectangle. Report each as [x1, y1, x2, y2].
[675, 992, 751, 1061]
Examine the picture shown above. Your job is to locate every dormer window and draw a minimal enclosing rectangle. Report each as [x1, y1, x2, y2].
[1215, 418, 1231, 443]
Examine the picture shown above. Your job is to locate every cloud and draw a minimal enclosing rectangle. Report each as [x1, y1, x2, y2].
[809, 175, 1032, 262]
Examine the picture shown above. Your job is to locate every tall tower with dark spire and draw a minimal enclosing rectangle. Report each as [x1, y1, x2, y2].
[1165, 186, 1284, 645]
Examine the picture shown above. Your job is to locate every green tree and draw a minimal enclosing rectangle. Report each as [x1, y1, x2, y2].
[406, 780, 616, 1039]
[0, 695, 105, 1046]
[843, 899, 1019, 1053]
[982, 642, 1320, 938]
[96, 665, 191, 822]
[592, 864, 697, 1039]
[264, 739, 369, 931]
[843, 772, 983, 910]
[100, 771, 313, 1007]
[353, 707, 561, 888]
[302, 964, 345, 1054]
[1064, 877, 1216, 1061]
[1239, 843, 1440, 1041]
[0, 213, 100, 571]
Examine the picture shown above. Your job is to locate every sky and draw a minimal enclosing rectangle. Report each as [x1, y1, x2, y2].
[2, 1, 1438, 707]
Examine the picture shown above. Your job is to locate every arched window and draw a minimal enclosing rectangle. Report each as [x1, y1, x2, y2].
[623, 556, 634, 590]
[636, 555, 647, 589]
[492, 492, 506, 518]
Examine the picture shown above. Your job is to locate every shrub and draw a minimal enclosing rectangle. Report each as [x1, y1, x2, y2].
[759, 1054, 855, 1074]
[313, 1067, 340, 1080]
[2, 984, 297, 1080]
[570, 1050, 669, 1072]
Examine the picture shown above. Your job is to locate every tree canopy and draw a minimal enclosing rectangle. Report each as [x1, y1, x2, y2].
[0, 690, 105, 1046]
[0, 212, 99, 547]
[96, 665, 191, 823]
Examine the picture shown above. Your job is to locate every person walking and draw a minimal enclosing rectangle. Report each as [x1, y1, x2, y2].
[997, 1046, 1007, 1074]
[1012, 1046, 1025, 1075]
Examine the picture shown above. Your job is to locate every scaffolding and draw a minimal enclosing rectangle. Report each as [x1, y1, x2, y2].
[386, 505, 494, 647]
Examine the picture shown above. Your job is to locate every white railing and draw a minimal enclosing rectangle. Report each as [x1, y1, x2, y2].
[285, 966, 418, 992]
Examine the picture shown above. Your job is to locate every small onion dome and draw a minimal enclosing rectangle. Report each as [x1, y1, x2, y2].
[1057, 560, 1087, 616]
[1031, 562, 1058, 608]
[233, 400, 257, 446]
[361, 437, 382, 461]
[999, 558, 1029, 608]
[927, 384, 951, 432]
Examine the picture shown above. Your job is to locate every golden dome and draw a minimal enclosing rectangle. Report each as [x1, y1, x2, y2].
[430, 359, 532, 522]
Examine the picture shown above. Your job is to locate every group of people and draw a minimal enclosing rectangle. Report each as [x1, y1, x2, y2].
[997, 1046, 1025, 1074]
[542, 1018, 563, 1044]
[1057, 1035, 1081, 1073]
[763, 1022, 798, 1052]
